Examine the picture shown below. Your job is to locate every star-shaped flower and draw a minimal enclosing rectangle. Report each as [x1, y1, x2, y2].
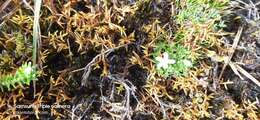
[24, 66, 33, 75]
[155, 52, 176, 69]
[23, 62, 33, 75]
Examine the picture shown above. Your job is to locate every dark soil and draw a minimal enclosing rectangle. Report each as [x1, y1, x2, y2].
[0, 0, 260, 119]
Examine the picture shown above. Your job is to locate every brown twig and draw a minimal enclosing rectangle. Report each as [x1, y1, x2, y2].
[218, 26, 244, 80]
[70, 43, 132, 86]
[0, 0, 12, 12]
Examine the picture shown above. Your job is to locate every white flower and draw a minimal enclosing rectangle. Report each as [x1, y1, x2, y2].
[182, 59, 192, 67]
[24, 65, 33, 75]
[155, 52, 176, 69]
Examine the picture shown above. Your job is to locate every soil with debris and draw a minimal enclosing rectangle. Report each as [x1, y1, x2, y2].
[0, 0, 260, 120]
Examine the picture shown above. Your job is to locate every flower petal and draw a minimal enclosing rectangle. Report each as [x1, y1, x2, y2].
[155, 56, 164, 62]
[162, 63, 168, 69]
[157, 62, 164, 68]
[167, 59, 176, 64]
[24, 66, 32, 75]
[183, 59, 192, 67]
[163, 52, 169, 59]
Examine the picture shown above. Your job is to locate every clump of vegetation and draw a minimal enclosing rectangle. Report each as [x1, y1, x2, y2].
[0, 0, 259, 119]
[153, 42, 193, 77]
[0, 62, 38, 91]
[176, 0, 224, 24]
[175, 0, 228, 49]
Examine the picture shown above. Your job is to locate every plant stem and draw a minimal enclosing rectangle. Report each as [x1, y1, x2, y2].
[32, 0, 42, 98]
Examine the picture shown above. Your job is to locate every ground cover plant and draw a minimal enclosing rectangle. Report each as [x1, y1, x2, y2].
[0, 0, 260, 119]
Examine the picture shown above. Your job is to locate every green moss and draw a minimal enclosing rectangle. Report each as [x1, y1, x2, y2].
[14, 32, 27, 56]
[177, 1, 221, 24]
[0, 62, 38, 91]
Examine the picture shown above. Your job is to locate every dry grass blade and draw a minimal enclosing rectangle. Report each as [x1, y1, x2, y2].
[1, 0, 259, 119]
[76, 43, 132, 87]
[0, 0, 12, 12]
[32, 0, 42, 98]
[0, 1, 21, 28]
[229, 62, 244, 80]
[235, 0, 260, 20]
[235, 63, 260, 87]
[22, 0, 34, 12]
[219, 26, 244, 80]
[0, 0, 11, 27]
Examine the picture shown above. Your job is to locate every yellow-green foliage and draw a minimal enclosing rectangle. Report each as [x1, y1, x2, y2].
[0, 0, 259, 119]
[0, 62, 38, 91]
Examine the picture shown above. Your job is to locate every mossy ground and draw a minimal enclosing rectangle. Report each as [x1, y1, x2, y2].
[0, 0, 260, 119]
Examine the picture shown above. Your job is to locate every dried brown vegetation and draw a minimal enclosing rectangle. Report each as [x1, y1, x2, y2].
[0, 0, 260, 119]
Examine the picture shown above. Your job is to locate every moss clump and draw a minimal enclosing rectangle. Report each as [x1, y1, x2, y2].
[0, 62, 38, 91]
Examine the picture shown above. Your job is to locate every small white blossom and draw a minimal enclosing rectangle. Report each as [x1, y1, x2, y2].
[24, 65, 33, 75]
[182, 59, 192, 67]
[155, 52, 176, 69]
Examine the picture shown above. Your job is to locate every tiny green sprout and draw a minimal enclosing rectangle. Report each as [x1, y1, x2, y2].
[0, 62, 38, 91]
[153, 42, 194, 78]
